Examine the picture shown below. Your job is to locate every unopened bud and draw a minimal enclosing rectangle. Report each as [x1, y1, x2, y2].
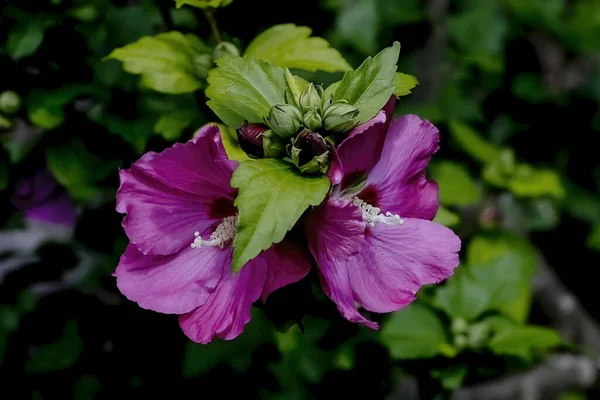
[298, 83, 322, 112]
[237, 122, 267, 158]
[302, 110, 322, 131]
[212, 41, 240, 60]
[290, 129, 331, 174]
[262, 129, 285, 158]
[0, 91, 21, 115]
[264, 104, 302, 138]
[322, 101, 359, 133]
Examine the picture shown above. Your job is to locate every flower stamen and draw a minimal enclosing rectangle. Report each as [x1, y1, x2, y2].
[191, 215, 238, 248]
[352, 197, 404, 226]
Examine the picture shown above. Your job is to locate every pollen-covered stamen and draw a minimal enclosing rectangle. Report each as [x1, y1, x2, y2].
[352, 197, 404, 226]
[191, 215, 238, 248]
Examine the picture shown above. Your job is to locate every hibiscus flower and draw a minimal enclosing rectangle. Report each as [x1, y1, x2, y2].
[114, 125, 310, 343]
[306, 98, 461, 329]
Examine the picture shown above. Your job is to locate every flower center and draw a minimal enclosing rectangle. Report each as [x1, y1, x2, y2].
[191, 215, 238, 248]
[352, 197, 404, 226]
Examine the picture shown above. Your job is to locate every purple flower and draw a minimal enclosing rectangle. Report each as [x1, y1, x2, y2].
[11, 169, 77, 228]
[305, 98, 461, 329]
[114, 125, 311, 343]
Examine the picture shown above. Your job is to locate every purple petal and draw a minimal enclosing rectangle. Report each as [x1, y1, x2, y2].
[305, 199, 378, 328]
[347, 218, 460, 314]
[114, 244, 225, 314]
[360, 115, 440, 220]
[260, 239, 312, 302]
[328, 96, 395, 189]
[179, 256, 268, 344]
[116, 125, 237, 255]
[23, 193, 77, 227]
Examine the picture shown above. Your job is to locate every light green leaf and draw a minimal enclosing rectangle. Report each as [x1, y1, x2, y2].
[27, 85, 98, 130]
[448, 120, 501, 163]
[175, 0, 232, 8]
[508, 166, 564, 199]
[331, 42, 400, 123]
[284, 69, 310, 108]
[433, 206, 460, 227]
[212, 123, 250, 162]
[245, 24, 351, 73]
[154, 110, 196, 140]
[488, 326, 561, 359]
[25, 320, 83, 372]
[393, 73, 419, 97]
[106, 31, 207, 94]
[430, 160, 481, 206]
[206, 56, 290, 129]
[381, 304, 455, 359]
[230, 159, 329, 271]
[435, 266, 492, 322]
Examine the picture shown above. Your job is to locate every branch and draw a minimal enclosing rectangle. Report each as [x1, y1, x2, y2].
[454, 354, 597, 400]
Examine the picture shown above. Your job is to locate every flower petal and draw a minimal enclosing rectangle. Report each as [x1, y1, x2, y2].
[305, 199, 378, 328]
[115, 244, 226, 314]
[260, 239, 312, 302]
[347, 218, 460, 314]
[328, 97, 396, 188]
[179, 256, 268, 344]
[116, 126, 237, 255]
[361, 115, 440, 220]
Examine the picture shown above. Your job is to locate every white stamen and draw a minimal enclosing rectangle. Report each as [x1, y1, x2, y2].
[352, 197, 404, 226]
[191, 215, 238, 248]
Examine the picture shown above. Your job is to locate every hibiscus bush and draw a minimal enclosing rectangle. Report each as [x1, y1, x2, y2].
[2, 0, 600, 398]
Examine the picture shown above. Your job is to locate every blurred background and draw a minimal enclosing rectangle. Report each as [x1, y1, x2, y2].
[2, 0, 600, 398]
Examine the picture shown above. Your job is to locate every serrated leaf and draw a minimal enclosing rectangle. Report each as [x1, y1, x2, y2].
[331, 42, 400, 123]
[430, 160, 481, 206]
[433, 206, 460, 227]
[230, 159, 329, 271]
[206, 56, 290, 129]
[448, 120, 501, 163]
[488, 326, 561, 359]
[393, 72, 419, 96]
[175, 0, 232, 9]
[106, 31, 207, 94]
[245, 24, 351, 73]
[381, 304, 455, 359]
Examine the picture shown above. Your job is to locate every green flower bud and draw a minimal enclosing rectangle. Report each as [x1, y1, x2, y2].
[212, 41, 240, 60]
[264, 104, 302, 138]
[193, 54, 213, 79]
[0, 91, 21, 115]
[290, 129, 331, 174]
[262, 129, 286, 158]
[302, 110, 322, 131]
[298, 83, 322, 112]
[322, 101, 359, 133]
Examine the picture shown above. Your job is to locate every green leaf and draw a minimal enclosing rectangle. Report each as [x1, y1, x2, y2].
[25, 320, 83, 372]
[431, 364, 468, 391]
[508, 166, 565, 199]
[434, 266, 492, 322]
[27, 85, 98, 130]
[230, 159, 330, 271]
[393, 73, 419, 97]
[154, 110, 196, 140]
[206, 56, 290, 129]
[0, 120, 45, 164]
[46, 140, 117, 202]
[381, 304, 455, 359]
[212, 123, 250, 162]
[505, 0, 564, 27]
[488, 326, 561, 359]
[586, 223, 600, 252]
[245, 24, 351, 73]
[0, 161, 8, 191]
[331, 42, 400, 123]
[448, 120, 501, 163]
[6, 18, 55, 60]
[430, 160, 481, 206]
[433, 206, 460, 227]
[334, 0, 379, 56]
[175, 0, 232, 8]
[106, 31, 207, 94]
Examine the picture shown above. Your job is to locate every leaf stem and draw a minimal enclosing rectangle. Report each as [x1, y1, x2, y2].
[204, 9, 222, 44]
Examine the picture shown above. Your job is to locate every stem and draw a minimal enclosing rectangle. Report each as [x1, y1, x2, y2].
[154, 0, 175, 30]
[204, 9, 222, 43]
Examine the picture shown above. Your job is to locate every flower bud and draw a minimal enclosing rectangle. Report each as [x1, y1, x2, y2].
[0, 91, 21, 115]
[212, 41, 240, 60]
[193, 54, 213, 79]
[302, 110, 322, 131]
[264, 104, 302, 138]
[237, 122, 267, 158]
[298, 83, 322, 112]
[290, 129, 331, 174]
[262, 129, 285, 158]
[322, 101, 359, 133]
